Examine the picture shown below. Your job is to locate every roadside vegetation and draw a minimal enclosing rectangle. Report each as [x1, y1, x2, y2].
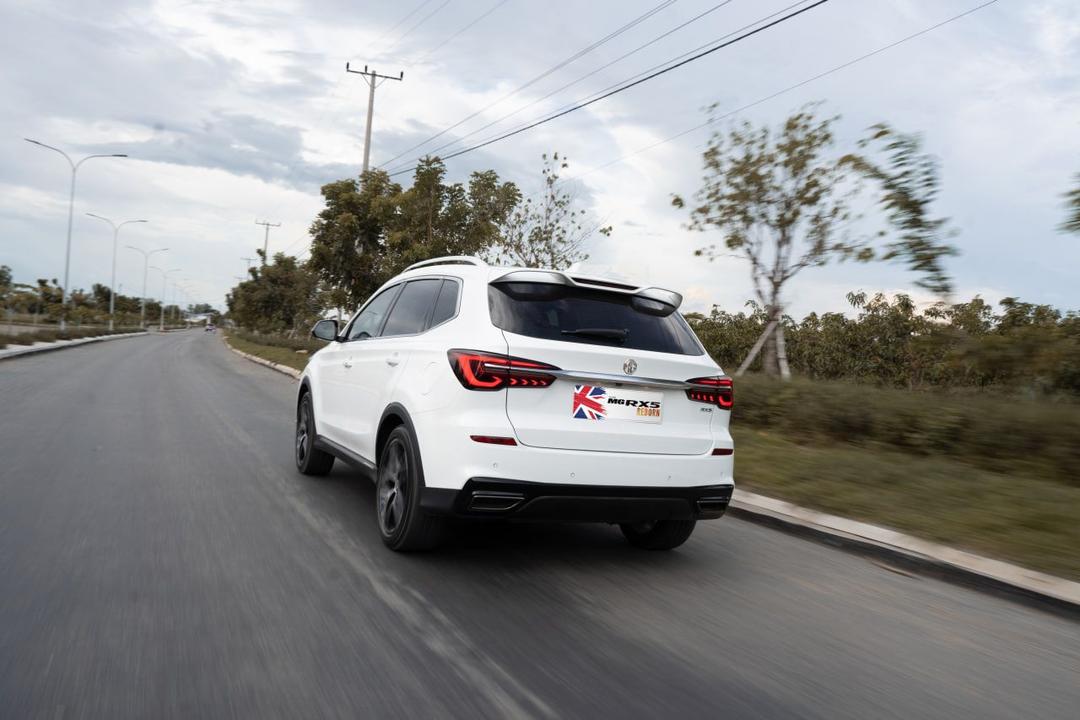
[1, 263, 216, 330]
[223, 329, 321, 372]
[0, 325, 147, 350]
[733, 427, 1080, 580]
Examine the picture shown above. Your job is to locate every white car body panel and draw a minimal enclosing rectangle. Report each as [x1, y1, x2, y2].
[301, 261, 734, 495]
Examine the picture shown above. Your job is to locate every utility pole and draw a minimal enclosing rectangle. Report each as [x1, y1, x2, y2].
[345, 63, 404, 175]
[24, 139, 127, 330]
[86, 214, 148, 331]
[254, 220, 280, 265]
[150, 267, 181, 331]
[126, 246, 168, 328]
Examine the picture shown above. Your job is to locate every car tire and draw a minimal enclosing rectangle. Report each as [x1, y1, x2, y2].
[376, 425, 445, 552]
[619, 518, 696, 550]
[296, 392, 335, 476]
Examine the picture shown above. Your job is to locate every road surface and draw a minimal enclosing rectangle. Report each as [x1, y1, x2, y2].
[1, 332, 1077, 719]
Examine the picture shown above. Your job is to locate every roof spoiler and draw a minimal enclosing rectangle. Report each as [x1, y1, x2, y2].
[490, 269, 682, 315]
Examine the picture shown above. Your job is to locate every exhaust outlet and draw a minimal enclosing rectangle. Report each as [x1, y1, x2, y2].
[468, 491, 526, 513]
[696, 497, 731, 516]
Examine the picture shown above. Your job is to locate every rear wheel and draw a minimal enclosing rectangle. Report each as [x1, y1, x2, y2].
[377, 425, 445, 551]
[620, 518, 696, 550]
[296, 393, 334, 476]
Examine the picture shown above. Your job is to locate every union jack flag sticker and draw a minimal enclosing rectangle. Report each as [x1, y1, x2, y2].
[572, 385, 607, 420]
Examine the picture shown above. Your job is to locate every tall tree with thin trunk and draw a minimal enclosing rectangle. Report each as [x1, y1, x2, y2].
[486, 153, 611, 270]
[673, 105, 956, 378]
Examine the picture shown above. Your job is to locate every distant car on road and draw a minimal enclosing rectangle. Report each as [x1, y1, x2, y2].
[295, 257, 734, 551]
[205, 323, 216, 333]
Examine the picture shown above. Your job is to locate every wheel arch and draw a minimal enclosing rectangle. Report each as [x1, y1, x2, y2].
[376, 403, 426, 484]
[296, 377, 312, 413]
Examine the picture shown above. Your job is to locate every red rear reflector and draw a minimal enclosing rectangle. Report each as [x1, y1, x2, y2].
[470, 435, 518, 446]
[685, 376, 734, 409]
[711, 448, 734, 456]
[448, 349, 559, 391]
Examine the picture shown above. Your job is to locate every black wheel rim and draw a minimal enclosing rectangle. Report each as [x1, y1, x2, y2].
[296, 400, 311, 465]
[378, 439, 407, 536]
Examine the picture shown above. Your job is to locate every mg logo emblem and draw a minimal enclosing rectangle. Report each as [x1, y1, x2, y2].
[623, 358, 638, 375]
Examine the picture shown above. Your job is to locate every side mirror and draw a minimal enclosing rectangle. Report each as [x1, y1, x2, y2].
[311, 319, 339, 342]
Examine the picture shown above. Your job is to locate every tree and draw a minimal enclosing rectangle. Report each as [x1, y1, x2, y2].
[227, 252, 318, 334]
[673, 105, 955, 377]
[486, 153, 611, 269]
[307, 159, 519, 309]
[1062, 174, 1080, 234]
[0, 265, 11, 304]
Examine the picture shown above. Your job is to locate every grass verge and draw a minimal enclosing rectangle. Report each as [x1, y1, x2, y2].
[224, 331, 311, 372]
[733, 427, 1080, 580]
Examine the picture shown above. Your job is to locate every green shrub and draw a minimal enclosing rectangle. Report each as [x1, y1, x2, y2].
[734, 375, 1080, 484]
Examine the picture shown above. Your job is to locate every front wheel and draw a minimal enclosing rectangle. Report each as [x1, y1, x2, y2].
[620, 518, 697, 550]
[296, 393, 334, 476]
[376, 426, 445, 551]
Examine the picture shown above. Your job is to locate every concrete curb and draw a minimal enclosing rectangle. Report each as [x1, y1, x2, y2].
[730, 490, 1080, 616]
[0, 331, 148, 361]
[218, 332, 1080, 616]
[221, 334, 302, 380]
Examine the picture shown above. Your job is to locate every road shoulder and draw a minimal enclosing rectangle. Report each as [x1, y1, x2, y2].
[730, 490, 1080, 616]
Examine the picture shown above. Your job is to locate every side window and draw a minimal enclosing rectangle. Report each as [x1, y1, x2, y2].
[347, 285, 400, 341]
[381, 279, 443, 337]
[430, 279, 459, 327]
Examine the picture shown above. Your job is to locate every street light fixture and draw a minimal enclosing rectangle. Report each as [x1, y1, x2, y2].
[86, 213, 147, 330]
[150, 266, 181, 331]
[24, 138, 128, 330]
[125, 246, 168, 328]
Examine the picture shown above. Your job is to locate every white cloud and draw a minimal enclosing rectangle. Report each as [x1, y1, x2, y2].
[2, 0, 1078, 317]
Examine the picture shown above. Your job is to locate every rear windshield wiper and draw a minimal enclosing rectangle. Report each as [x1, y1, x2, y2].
[560, 328, 629, 342]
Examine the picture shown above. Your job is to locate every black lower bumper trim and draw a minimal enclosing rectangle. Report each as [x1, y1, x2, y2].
[420, 478, 733, 522]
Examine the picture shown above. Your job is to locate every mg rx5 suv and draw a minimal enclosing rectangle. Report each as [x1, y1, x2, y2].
[296, 257, 735, 551]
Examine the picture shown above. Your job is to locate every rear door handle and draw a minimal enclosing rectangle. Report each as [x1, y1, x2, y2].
[386, 353, 399, 367]
[343, 359, 353, 369]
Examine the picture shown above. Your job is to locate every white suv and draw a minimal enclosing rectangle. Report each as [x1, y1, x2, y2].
[296, 257, 734, 551]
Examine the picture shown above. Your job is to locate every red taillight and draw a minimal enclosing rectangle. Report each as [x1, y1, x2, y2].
[711, 448, 734, 456]
[448, 349, 559, 391]
[470, 435, 518, 446]
[686, 376, 734, 410]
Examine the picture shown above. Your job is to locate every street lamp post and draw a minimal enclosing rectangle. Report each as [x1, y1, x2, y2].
[24, 139, 127, 331]
[86, 214, 147, 330]
[150, 267, 181, 331]
[126, 246, 168, 328]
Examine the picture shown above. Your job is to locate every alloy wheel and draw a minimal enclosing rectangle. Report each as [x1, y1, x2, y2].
[378, 439, 408, 536]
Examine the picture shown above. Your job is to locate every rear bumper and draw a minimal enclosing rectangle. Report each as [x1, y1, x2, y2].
[421, 478, 733, 523]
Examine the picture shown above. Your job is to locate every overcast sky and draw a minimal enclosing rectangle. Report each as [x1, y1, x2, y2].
[2, 0, 1078, 316]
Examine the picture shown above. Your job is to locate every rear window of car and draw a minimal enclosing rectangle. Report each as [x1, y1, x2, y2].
[488, 283, 703, 356]
[430, 279, 459, 327]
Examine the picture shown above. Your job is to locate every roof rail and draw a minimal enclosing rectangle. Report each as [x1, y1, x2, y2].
[403, 256, 487, 273]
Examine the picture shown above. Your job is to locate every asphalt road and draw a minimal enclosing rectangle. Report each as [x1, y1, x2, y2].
[1, 332, 1078, 719]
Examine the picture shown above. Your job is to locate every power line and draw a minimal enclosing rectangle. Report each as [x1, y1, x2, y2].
[381, 0, 453, 56]
[377, 0, 680, 169]
[374, 0, 435, 49]
[563, 0, 1002, 187]
[409, 0, 739, 165]
[414, 0, 512, 64]
[388, 0, 829, 176]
